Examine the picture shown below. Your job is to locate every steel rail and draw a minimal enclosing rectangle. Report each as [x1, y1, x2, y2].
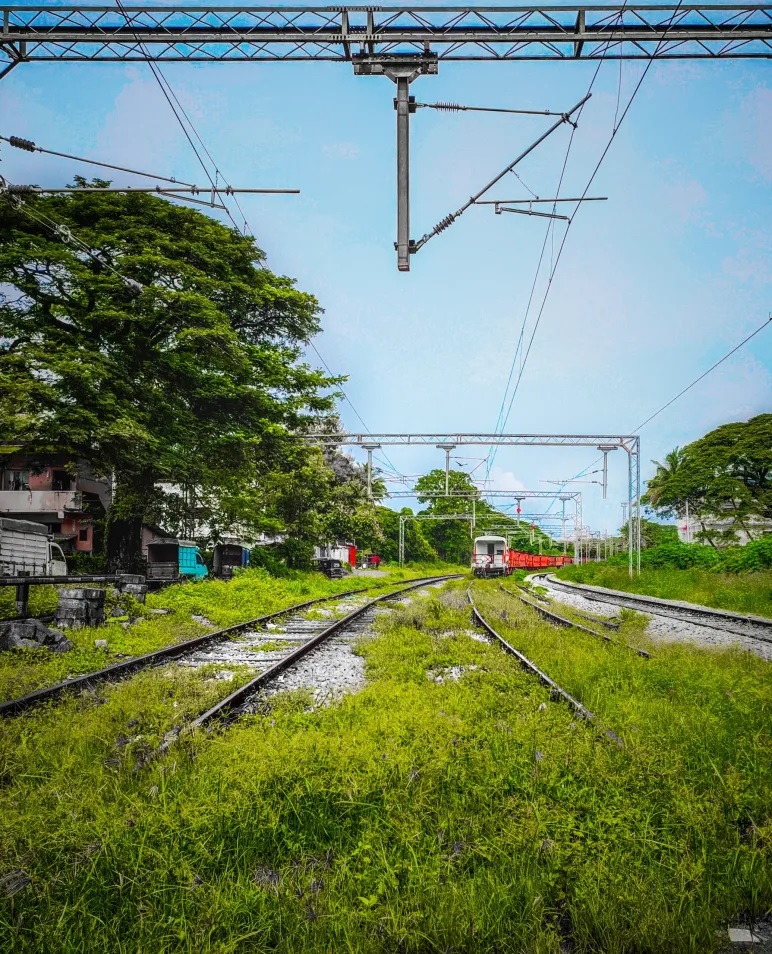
[186, 574, 462, 730]
[540, 574, 772, 644]
[467, 587, 622, 746]
[503, 583, 650, 657]
[0, 575, 446, 718]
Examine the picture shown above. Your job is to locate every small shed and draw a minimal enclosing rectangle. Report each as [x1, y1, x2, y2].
[213, 539, 250, 579]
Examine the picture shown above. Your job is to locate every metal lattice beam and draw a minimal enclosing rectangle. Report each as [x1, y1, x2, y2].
[0, 6, 770, 67]
[307, 432, 639, 450]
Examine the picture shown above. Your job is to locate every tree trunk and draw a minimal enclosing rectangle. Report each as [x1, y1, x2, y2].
[106, 474, 155, 573]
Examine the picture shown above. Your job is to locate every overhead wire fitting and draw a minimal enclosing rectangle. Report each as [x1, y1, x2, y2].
[2, 132, 195, 187]
[415, 102, 563, 117]
[413, 93, 590, 252]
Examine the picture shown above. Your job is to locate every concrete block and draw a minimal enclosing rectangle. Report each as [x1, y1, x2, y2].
[58, 618, 85, 630]
[94, 639, 109, 650]
[56, 605, 87, 620]
[80, 588, 105, 601]
[118, 574, 146, 588]
[123, 584, 148, 595]
[728, 928, 760, 944]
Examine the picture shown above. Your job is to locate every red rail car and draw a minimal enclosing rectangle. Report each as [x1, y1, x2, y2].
[507, 550, 573, 570]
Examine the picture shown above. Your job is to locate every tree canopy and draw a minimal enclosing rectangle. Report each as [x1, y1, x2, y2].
[0, 185, 337, 569]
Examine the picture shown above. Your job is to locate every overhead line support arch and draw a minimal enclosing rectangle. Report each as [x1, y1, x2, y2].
[2, 6, 770, 267]
[307, 431, 640, 576]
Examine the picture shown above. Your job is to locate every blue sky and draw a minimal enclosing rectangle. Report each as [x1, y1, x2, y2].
[1, 7, 769, 535]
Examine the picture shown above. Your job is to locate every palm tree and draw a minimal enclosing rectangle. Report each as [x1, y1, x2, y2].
[646, 447, 685, 508]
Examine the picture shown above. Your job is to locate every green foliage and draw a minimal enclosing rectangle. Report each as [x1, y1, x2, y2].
[0, 185, 337, 569]
[570, 539, 772, 575]
[375, 507, 439, 564]
[1, 583, 770, 952]
[558, 558, 772, 617]
[66, 551, 108, 575]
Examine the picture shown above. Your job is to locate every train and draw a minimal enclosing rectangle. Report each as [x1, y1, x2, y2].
[471, 535, 573, 577]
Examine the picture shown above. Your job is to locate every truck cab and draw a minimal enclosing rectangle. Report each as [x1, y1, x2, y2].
[178, 541, 208, 579]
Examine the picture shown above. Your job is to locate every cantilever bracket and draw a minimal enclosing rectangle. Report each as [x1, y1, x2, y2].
[354, 53, 438, 272]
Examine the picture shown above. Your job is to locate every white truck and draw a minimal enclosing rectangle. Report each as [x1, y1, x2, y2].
[0, 517, 68, 577]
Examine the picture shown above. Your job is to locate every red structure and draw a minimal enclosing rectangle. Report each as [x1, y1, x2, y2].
[507, 550, 573, 570]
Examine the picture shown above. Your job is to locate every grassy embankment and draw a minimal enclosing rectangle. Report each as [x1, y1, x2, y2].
[1, 578, 769, 952]
[556, 562, 772, 619]
[0, 563, 460, 702]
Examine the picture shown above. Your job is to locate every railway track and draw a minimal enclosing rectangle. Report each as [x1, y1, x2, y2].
[0, 575, 456, 718]
[537, 574, 772, 646]
[179, 575, 459, 732]
[467, 587, 622, 747]
[500, 583, 650, 658]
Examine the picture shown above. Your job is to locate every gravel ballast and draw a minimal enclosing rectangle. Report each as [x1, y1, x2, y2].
[533, 576, 772, 662]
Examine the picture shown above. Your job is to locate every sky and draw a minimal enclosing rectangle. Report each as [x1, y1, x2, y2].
[1, 3, 770, 537]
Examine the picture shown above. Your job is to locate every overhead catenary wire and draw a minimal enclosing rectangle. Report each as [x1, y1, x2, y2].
[413, 93, 591, 251]
[486, 0, 639, 481]
[489, 0, 687, 480]
[416, 102, 566, 117]
[0, 174, 143, 294]
[113, 0, 252, 240]
[541, 315, 772, 520]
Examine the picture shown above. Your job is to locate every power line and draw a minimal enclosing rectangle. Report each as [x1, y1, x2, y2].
[1, 132, 194, 186]
[486, 10, 628, 477]
[541, 313, 772, 517]
[113, 0, 250, 240]
[634, 316, 772, 433]
[1, 175, 143, 294]
[494, 0, 687, 447]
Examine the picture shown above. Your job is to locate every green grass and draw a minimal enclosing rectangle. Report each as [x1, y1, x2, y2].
[0, 564, 459, 703]
[0, 578, 769, 952]
[556, 563, 772, 618]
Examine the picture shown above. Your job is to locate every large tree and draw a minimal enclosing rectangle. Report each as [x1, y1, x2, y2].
[0, 184, 336, 570]
[642, 415, 772, 546]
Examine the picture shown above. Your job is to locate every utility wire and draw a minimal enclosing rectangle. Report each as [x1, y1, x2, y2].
[416, 102, 564, 117]
[1, 133, 195, 187]
[0, 175, 143, 294]
[487, 1, 640, 480]
[633, 316, 772, 433]
[493, 0, 687, 457]
[113, 0, 250, 240]
[541, 314, 772, 518]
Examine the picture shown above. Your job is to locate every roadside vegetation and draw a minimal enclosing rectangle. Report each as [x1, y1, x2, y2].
[1, 579, 769, 952]
[558, 543, 772, 618]
[0, 564, 459, 703]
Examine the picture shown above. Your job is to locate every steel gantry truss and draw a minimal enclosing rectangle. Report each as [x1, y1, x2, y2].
[2, 6, 768, 64]
[307, 432, 641, 576]
[1, 7, 770, 269]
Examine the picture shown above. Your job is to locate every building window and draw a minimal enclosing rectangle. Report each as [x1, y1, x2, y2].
[52, 470, 71, 491]
[2, 470, 29, 491]
[79, 527, 89, 542]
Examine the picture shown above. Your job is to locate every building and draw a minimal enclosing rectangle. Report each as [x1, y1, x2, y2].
[677, 507, 772, 545]
[0, 455, 111, 554]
